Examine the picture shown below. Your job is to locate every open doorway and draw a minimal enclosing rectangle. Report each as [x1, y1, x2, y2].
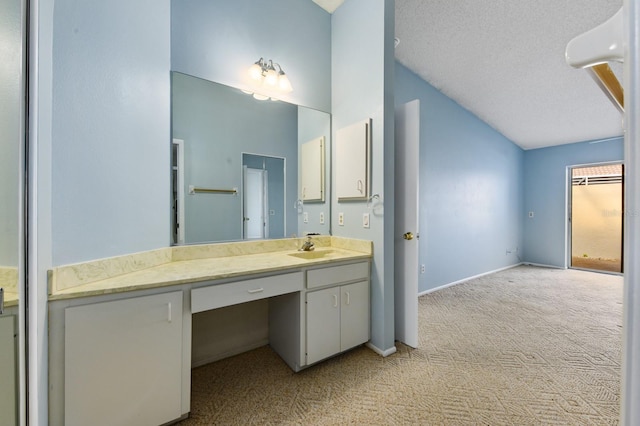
[569, 163, 623, 273]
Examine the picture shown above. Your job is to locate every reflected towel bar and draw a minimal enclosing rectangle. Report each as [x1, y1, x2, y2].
[188, 185, 237, 195]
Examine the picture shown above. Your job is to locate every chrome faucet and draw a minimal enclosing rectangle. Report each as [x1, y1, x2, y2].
[300, 236, 315, 251]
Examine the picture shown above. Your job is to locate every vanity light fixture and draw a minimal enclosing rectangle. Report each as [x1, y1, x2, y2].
[247, 57, 293, 100]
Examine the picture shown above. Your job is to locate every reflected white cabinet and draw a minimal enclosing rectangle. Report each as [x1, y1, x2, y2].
[300, 136, 325, 202]
[0, 315, 16, 426]
[336, 119, 371, 200]
[64, 291, 184, 426]
[306, 280, 369, 365]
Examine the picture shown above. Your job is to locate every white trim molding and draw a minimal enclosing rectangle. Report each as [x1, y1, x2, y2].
[366, 342, 397, 357]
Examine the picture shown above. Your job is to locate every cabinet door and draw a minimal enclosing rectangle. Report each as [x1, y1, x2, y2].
[306, 286, 340, 365]
[336, 119, 370, 200]
[65, 292, 183, 426]
[340, 281, 370, 351]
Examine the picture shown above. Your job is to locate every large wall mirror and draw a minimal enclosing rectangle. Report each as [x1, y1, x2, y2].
[171, 72, 331, 245]
[0, 0, 25, 423]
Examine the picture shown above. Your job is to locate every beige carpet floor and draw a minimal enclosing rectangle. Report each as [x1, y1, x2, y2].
[178, 265, 623, 425]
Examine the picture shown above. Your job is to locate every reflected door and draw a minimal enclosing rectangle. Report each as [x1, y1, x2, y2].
[243, 167, 268, 239]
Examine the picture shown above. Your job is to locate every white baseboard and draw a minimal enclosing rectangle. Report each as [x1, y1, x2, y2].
[366, 342, 397, 357]
[418, 263, 523, 296]
[521, 262, 565, 269]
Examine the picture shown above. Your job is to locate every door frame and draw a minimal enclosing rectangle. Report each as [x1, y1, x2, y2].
[566, 160, 624, 273]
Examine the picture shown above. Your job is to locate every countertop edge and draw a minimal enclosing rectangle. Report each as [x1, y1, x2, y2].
[49, 250, 372, 302]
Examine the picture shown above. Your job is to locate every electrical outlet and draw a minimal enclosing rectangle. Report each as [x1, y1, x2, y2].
[338, 212, 344, 226]
[303, 212, 308, 223]
[420, 264, 425, 274]
[319, 212, 325, 224]
[269, 209, 275, 216]
[363, 213, 370, 228]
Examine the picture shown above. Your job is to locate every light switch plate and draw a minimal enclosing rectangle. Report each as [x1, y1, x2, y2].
[319, 212, 325, 224]
[338, 212, 344, 226]
[303, 212, 309, 223]
[362, 213, 370, 228]
[529, 211, 534, 218]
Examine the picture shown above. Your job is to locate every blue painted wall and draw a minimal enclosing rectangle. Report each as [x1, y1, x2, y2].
[51, 0, 171, 265]
[171, 0, 331, 112]
[332, 0, 396, 353]
[172, 73, 297, 243]
[523, 138, 624, 267]
[395, 63, 525, 292]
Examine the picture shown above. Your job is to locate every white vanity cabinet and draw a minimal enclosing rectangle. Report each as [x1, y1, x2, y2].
[268, 260, 370, 371]
[306, 280, 369, 365]
[305, 262, 370, 365]
[63, 291, 185, 426]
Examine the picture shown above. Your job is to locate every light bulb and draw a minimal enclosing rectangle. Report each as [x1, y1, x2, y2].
[264, 68, 278, 87]
[278, 73, 293, 92]
[248, 59, 264, 81]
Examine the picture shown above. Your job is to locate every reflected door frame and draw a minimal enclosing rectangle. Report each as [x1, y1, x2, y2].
[567, 161, 624, 273]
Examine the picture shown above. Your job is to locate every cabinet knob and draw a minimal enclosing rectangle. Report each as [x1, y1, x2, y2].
[403, 232, 414, 240]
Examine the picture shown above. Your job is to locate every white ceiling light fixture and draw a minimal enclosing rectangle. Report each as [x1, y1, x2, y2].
[247, 57, 293, 100]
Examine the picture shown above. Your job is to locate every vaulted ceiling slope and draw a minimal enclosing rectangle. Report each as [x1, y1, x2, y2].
[315, 0, 624, 150]
[395, 0, 624, 150]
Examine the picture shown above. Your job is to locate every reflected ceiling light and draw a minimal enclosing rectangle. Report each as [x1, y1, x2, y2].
[247, 57, 293, 100]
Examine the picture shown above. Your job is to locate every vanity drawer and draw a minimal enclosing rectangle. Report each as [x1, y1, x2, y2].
[191, 272, 303, 313]
[306, 261, 369, 289]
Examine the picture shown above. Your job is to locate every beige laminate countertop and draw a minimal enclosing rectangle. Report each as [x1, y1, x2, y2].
[48, 237, 372, 301]
[2, 290, 18, 308]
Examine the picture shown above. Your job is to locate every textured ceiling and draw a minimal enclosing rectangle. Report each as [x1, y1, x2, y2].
[394, 0, 624, 149]
[315, 0, 624, 150]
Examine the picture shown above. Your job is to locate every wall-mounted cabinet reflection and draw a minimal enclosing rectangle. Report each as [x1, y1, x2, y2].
[300, 137, 325, 202]
[336, 119, 371, 201]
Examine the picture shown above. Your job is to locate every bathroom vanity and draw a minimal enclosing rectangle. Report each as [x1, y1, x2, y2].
[48, 236, 371, 426]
